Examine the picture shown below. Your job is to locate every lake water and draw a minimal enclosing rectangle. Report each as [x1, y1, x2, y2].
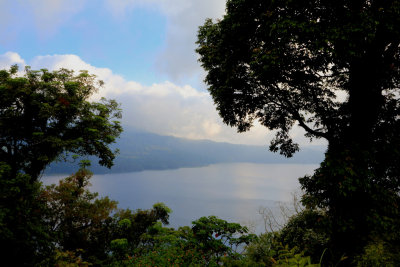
[43, 163, 318, 233]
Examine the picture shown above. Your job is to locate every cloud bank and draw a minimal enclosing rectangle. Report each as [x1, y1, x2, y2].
[0, 52, 26, 69]
[1, 52, 276, 146]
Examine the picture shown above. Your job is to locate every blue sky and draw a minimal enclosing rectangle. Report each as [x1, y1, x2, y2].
[1, 1, 168, 85]
[0, 0, 321, 147]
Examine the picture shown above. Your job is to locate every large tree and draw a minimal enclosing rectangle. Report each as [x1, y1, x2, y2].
[0, 65, 122, 180]
[0, 65, 122, 265]
[197, 0, 400, 261]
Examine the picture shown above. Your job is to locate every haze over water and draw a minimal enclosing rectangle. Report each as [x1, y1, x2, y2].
[44, 163, 318, 233]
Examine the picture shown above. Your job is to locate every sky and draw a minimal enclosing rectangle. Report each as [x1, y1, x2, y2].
[0, 0, 323, 148]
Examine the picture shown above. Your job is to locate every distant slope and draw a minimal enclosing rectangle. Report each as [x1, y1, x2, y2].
[45, 129, 325, 174]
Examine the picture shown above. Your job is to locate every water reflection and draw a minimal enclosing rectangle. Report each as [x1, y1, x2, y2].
[43, 163, 317, 233]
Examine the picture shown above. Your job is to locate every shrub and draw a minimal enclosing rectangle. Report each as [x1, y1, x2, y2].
[355, 239, 400, 266]
[278, 209, 329, 262]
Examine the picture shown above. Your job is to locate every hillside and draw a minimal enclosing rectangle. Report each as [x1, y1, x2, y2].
[45, 129, 325, 174]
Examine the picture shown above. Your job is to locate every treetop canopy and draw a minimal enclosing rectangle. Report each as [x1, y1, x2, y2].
[0, 65, 123, 179]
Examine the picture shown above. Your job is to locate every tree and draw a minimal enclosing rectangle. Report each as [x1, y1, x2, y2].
[0, 65, 122, 265]
[0, 65, 122, 180]
[197, 0, 400, 261]
[129, 216, 256, 266]
[41, 167, 118, 263]
[111, 202, 172, 254]
[0, 163, 53, 266]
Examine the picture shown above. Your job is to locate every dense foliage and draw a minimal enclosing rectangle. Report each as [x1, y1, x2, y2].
[0, 65, 122, 180]
[41, 168, 118, 264]
[0, 66, 122, 265]
[197, 0, 400, 261]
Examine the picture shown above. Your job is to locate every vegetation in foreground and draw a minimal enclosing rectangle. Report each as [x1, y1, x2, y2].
[3, 164, 399, 266]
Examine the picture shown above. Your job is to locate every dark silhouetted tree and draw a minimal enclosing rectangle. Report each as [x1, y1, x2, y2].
[197, 0, 400, 261]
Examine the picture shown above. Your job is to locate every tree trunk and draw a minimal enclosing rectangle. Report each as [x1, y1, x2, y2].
[326, 56, 385, 261]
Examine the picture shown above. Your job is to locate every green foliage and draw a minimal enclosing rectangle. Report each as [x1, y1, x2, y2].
[278, 209, 329, 262]
[128, 243, 220, 267]
[354, 239, 400, 266]
[0, 64, 122, 264]
[118, 218, 131, 229]
[123, 215, 257, 266]
[190, 215, 257, 260]
[40, 170, 176, 265]
[235, 232, 278, 266]
[41, 168, 118, 263]
[0, 65, 122, 180]
[222, 231, 322, 267]
[110, 202, 172, 255]
[54, 249, 92, 267]
[110, 238, 129, 262]
[273, 244, 319, 267]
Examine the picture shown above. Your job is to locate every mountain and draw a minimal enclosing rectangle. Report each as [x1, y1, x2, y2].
[45, 129, 325, 174]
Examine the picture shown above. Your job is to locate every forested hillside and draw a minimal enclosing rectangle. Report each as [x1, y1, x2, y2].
[46, 129, 325, 174]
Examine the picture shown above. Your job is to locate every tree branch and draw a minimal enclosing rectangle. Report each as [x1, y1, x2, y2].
[293, 111, 329, 139]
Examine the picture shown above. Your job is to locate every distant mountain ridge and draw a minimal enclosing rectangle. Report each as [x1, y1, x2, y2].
[45, 129, 325, 174]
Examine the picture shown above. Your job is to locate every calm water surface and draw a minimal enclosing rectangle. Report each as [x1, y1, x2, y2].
[43, 163, 317, 232]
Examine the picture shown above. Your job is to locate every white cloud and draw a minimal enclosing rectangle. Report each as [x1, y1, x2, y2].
[0, 52, 268, 144]
[0, 52, 324, 148]
[0, 52, 26, 69]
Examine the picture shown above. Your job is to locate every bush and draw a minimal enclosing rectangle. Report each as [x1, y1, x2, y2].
[126, 215, 257, 266]
[244, 232, 277, 266]
[355, 239, 400, 266]
[278, 209, 329, 262]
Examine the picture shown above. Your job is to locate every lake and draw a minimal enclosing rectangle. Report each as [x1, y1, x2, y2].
[43, 163, 318, 233]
